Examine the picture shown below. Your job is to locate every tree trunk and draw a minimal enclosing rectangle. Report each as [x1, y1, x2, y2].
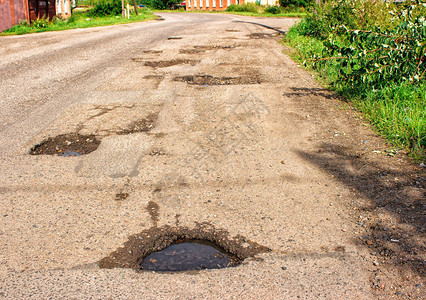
[132, 0, 138, 16]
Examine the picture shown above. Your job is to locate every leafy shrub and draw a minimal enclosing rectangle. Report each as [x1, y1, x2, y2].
[279, 0, 313, 8]
[89, 0, 122, 17]
[31, 18, 49, 29]
[264, 5, 281, 14]
[226, 3, 259, 13]
[286, 0, 426, 159]
[313, 2, 426, 89]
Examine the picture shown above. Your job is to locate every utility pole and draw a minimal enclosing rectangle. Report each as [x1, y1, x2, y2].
[122, 0, 125, 18]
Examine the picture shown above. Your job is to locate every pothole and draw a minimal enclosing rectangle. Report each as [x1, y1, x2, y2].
[149, 148, 166, 156]
[194, 45, 236, 50]
[141, 239, 238, 271]
[29, 133, 100, 156]
[143, 50, 163, 54]
[168, 37, 182, 40]
[143, 59, 200, 68]
[174, 74, 261, 85]
[116, 113, 157, 135]
[179, 49, 206, 54]
[99, 224, 270, 272]
[247, 32, 277, 39]
[226, 29, 240, 32]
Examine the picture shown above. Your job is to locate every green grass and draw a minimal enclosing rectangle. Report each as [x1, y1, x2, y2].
[1, 9, 156, 35]
[283, 24, 426, 161]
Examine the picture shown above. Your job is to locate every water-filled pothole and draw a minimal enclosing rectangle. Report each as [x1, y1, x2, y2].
[143, 59, 200, 68]
[99, 224, 270, 272]
[174, 75, 261, 85]
[140, 239, 239, 271]
[29, 133, 100, 156]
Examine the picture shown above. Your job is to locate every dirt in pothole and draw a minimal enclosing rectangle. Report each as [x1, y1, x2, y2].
[29, 133, 100, 156]
[115, 193, 129, 201]
[174, 74, 261, 85]
[98, 223, 270, 271]
[179, 49, 206, 54]
[143, 50, 163, 54]
[116, 113, 157, 135]
[143, 59, 200, 68]
[194, 45, 237, 50]
[149, 148, 166, 156]
[247, 32, 277, 39]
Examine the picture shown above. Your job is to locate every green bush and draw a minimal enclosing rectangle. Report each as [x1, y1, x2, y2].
[89, 0, 122, 17]
[285, 0, 426, 159]
[264, 5, 281, 14]
[31, 18, 49, 28]
[279, 0, 313, 8]
[226, 3, 259, 13]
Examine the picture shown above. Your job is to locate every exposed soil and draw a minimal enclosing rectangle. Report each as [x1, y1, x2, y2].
[174, 74, 262, 85]
[29, 133, 100, 156]
[116, 113, 157, 135]
[98, 223, 270, 270]
[115, 193, 129, 201]
[146, 201, 160, 227]
[144, 59, 200, 68]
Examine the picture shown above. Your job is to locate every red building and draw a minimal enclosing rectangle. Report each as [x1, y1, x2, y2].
[1, 0, 71, 32]
[186, 0, 245, 11]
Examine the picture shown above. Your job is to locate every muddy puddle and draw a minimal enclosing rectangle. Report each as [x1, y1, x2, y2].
[140, 239, 238, 271]
[143, 59, 200, 68]
[99, 224, 270, 272]
[29, 133, 100, 156]
[174, 74, 261, 85]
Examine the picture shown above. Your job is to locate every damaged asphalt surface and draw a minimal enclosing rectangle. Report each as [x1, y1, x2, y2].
[0, 13, 424, 299]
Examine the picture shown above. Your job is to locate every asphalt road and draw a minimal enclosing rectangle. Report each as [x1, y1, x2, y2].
[0, 13, 424, 299]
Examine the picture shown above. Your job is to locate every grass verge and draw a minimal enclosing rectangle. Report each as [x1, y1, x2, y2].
[283, 24, 425, 161]
[1, 9, 157, 36]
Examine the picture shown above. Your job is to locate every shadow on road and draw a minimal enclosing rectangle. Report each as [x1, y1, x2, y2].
[297, 143, 425, 277]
